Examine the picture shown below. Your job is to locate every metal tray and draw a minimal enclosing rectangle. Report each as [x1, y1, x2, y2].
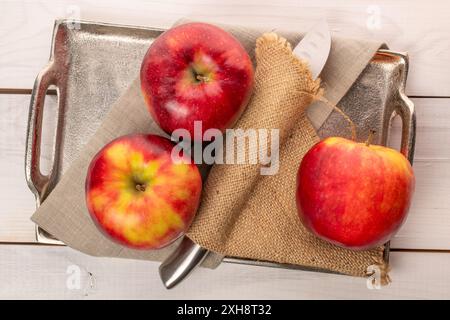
[25, 20, 415, 269]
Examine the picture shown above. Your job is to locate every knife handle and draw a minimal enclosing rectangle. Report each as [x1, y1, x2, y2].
[159, 237, 209, 289]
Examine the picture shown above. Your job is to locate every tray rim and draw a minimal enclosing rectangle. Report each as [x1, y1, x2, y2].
[25, 19, 415, 273]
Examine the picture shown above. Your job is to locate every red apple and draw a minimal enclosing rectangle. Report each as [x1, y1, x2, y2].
[296, 136, 415, 250]
[85, 134, 202, 249]
[140, 22, 254, 138]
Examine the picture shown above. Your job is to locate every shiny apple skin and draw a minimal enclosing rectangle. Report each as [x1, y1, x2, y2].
[85, 134, 202, 249]
[296, 137, 415, 250]
[140, 22, 254, 138]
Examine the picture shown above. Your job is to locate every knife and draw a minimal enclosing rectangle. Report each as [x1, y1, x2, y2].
[159, 20, 331, 289]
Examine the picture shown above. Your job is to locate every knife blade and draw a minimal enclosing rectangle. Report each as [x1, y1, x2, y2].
[159, 21, 331, 289]
[293, 20, 331, 79]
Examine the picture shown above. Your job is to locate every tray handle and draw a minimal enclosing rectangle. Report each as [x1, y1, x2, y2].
[381, 88, 415, 266]
[25, 61, 66, 244]
[25, 62, 60, 204]
[396, 92, 416, 163]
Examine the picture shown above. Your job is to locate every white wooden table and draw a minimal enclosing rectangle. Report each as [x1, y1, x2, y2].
[1, 0, 449, 299]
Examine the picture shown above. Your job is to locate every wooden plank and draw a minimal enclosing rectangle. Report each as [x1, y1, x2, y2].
[1, 0, 450, 96]
[0, 95, 449, 249]
[389, 98, 450, 250]
[0, 245, 448, 299]
[0, 94, 37, 242]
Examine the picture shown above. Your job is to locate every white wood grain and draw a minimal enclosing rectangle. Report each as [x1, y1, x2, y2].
[0, 94, 37, 242]
[0, 245, 448, 299]
[1, 95, 449, 250]
[1, 0, 450, 96]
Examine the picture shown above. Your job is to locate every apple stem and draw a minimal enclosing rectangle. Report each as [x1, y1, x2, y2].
[365, 130, 376, 147]
[196, 75, 209, 83]
[135, 183, 146, 192]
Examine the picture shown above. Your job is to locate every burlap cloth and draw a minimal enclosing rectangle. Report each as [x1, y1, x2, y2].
[31, 21, 388, 281]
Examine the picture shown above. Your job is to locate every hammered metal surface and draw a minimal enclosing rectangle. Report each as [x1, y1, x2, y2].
[58, 23, 163, 173]
[25, 20, 415, 265]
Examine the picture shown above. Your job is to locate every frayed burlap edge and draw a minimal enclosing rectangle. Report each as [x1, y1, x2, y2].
[255, 32, 323, 98]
